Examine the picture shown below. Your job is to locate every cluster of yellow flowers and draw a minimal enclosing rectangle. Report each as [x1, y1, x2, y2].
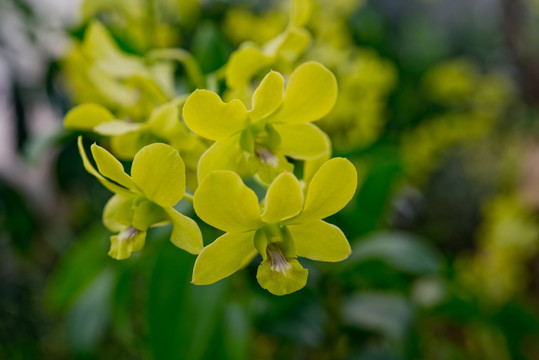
[64, 0, 359, 295]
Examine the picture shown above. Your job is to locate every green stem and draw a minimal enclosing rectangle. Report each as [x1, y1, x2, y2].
[182, 193, 194, 203]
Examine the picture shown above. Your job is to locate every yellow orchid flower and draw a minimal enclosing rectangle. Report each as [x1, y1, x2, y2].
[183, 61, 337, 183]
[191, 157, 357, 295]
[77, 137, 203, 259]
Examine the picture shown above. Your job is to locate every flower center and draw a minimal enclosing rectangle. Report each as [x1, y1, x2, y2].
[255, 146, 279, 168]
[118, 226, 139, 242]
[267, 243, 291, 274]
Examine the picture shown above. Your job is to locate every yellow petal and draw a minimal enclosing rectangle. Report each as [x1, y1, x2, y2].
[131, 143, 186, 207]
[93, 120, 142, 136]
[263, 28, 310, 63]
[261, 172, 303, 223]
[77, 137, 133, 197]
[249, 71, 284, 121]
[183, 89, 248, 141]
[64, 103, 114, 131]
[192, 231, 257, 285]
[287, 220, 351, 262]
[290, 158, 357, 224]
[268, 61, 337, 124]
[91, 143, 135, 189]
[256, 258, 308, 295]
[102, 194, 130, 232]
[225, 47, 273, 89]
[290, 0, 312, 28]
[194, 171, 262, 232]
[132, 200, 169, 231]
[108, 230, 146, 260]
[166, 208, 203, 255]
[274, 123, 330, 160]
[196, 134, 244, 183]
[110, 132, 141, 160]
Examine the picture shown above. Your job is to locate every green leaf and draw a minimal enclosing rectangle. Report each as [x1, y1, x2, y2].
[261, 172, 303, 223]
[45, 225, 109, 311]
[131, 143, 186, 207]
[183, 90, 249, 141]
[64, 103, 114, 131]
[147, 238, 228, 360]
[341, 292, 413, 339]
[345, 231, 442, 274]
[66, 269, 115, 351]
[287, 220, 351, 262]
[192, 231, 257, 285]
[194, 171, 262, 232]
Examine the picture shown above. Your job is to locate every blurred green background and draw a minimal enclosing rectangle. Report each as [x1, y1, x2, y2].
[2, 0, 539, 359]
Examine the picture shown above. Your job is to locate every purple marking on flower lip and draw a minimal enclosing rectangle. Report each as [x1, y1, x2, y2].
[118, 226, 139, 242]
[267, 243, 291, 273]
[255, 146, 279, 168]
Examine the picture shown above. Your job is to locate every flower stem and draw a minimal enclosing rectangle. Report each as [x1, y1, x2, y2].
[183, 193, 194, 203]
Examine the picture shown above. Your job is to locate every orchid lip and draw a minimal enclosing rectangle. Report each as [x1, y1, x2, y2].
[267, 243, 291, 273]
[118, 226, 139, 242]
[255, 146, 279, 168]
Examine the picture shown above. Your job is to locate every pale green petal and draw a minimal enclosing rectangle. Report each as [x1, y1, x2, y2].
[303, 152, 331, 184]
[94, 120, 142, 136]
[131, 143, 186, 207]
[183, 89, 248, 141]
[262, 172, 303, 223]
[132, 200, 169, 231]
[90, 144, 135, 189]
[192, 231, 257, 285]
[197, 134, 244, 182]
[146, 103, 185, 140]
[108, 230, 146, 260]
[256, 154, 294, 185]
[77, 137, 133, 197]
[194, 171, 262, 232]
[83, 21, 146, 77]
[274, 123, 330, 160]
[290, 0, 312, 27]
[226, 47, 273, 89]
[263, 28, 310, 63]
[102, 194, 130, 232]
[268, 61, 337, 124]
[290, 158, 357, 224]
[287, 220, 351, 262]
[256, 258, 308, 295]
[111, 196, 135, 227]
[166, 208, 203, 255]
[110, 132, 141, 160]
[249, 71, 284, 121]
[64, 103, 114, 131]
